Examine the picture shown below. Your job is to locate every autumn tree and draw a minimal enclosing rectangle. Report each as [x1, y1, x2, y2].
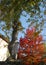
[0, 0, 46, 60]
[18, 27, 45, 65]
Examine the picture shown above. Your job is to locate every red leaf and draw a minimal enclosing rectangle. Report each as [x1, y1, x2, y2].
[18, 27, 44, 64]
[25, 47, 31, 53]
[37, 35, 43, 43]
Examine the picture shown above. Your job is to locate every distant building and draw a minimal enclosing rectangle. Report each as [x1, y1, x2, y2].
[0, 35, 10, 61]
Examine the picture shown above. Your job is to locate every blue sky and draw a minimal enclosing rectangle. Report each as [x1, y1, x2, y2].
[17, 8, 46, 42]
[0, 10, 46, 42]
[0, 2, 46, 42]
[0, 11, 46, 42]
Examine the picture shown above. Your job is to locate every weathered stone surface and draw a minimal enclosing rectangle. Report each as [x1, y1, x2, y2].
[0, 37, 10, 61]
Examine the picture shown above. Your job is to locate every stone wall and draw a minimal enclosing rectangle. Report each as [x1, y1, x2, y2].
[0, 38, 10, 61]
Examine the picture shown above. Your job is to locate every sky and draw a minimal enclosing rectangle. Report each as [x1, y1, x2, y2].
[17, 9, 46, 42]
[0, 1, 46, 42]
[17, 1, 46, 42]
[0, 10, 46, 42]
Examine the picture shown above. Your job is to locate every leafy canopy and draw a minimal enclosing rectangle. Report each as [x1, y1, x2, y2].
[0, 0, 43, 40]
[18, 27, 45, 64]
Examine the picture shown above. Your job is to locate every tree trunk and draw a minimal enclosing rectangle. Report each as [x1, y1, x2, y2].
[8, 20, 18, 60]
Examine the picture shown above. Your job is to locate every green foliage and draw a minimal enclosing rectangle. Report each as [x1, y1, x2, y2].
[0, 0, 43, 40]
[0, 0, 42, 23]
[0, 0, 46, 61]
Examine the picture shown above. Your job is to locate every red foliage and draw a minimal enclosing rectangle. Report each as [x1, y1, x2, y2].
[18, 27, 45, 65]
[36, 35, 43, 43]
[26, 27, 36, 39]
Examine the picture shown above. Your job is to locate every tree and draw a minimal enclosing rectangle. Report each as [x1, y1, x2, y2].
[18, 27, 45, 65]
[0, 0, 46, 60]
